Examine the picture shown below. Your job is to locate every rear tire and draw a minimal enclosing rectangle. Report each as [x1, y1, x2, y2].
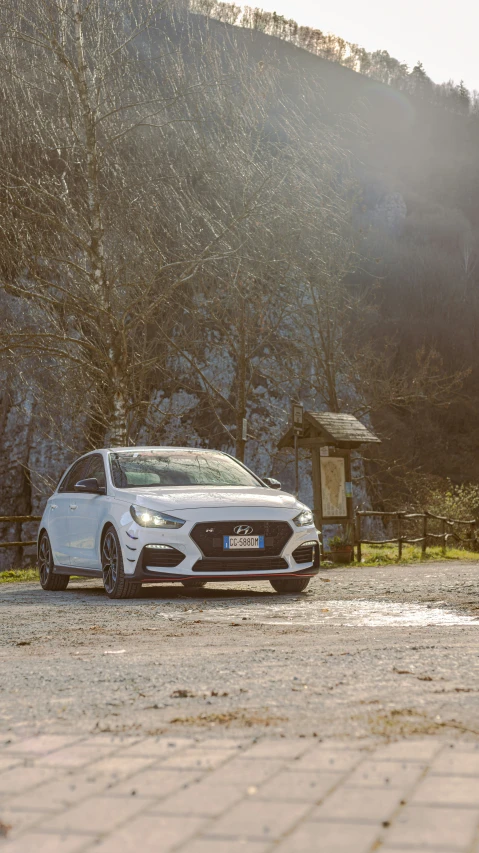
[181, 580, 207, 589]
[270, 577, 310, 594]
[38, 533, 69, 591]
[101, 526, 141, 599]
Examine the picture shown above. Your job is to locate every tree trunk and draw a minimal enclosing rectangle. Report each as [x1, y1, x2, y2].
[73, 0, 108, 307]
[109, 367, 129, 447]
[12, 395, 35, 569]
[235, 293, 247, 461]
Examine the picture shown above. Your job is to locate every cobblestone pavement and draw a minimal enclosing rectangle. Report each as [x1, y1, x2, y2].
[2, 733, 479, 851]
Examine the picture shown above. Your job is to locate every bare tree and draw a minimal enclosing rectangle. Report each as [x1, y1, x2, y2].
[0, 0, 291, 447]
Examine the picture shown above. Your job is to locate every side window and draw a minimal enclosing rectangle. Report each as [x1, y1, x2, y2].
[58, 457, 91, 493]
[86, 454, 106, 489]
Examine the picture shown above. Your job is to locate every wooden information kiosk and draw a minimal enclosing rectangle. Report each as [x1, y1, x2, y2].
[278, 411, 380, 537]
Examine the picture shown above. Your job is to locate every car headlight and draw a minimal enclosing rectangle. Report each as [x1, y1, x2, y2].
[130, 505, 185, 529]
[293, 508, 314, 527]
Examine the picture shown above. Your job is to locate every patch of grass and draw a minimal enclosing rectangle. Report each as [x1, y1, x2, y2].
[0, 568, 90, 584]
[330, 544, 479, 567]
[0, 567, 39, 583]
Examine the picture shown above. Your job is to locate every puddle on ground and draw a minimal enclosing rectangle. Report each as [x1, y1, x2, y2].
[156, 599, 478, 628]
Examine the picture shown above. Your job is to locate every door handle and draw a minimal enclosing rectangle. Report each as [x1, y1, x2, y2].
[69, 504, 78, 510]
[51, 504, 57, 510]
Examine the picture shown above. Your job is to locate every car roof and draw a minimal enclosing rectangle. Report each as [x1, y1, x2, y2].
[104, 447, 224, 453]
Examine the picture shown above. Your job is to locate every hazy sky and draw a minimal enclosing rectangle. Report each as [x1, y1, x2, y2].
[243, 1, 479, 91]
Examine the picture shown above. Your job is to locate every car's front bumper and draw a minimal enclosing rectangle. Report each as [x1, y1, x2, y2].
[120, 510, 320, 583]
[131, 561, 319, 583]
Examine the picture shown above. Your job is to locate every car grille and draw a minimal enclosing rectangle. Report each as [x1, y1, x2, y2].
[190, 521, 293, 558]
[192, 557, 289, 573]
[141, 546, 185, 569]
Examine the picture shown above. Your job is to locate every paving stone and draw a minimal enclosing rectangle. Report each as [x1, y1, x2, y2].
[446, 742, 479, 753]
[207, 799, 310, 840]
[0, 735, 25, 750]
[118, 737, 195, 759]
[4, 756, 156, 811]
[314, 740, 371, 750]
[0, 765, 57, 796]
[241, 740, 310, 760]
[36, 794, 152, 834]
[0, 833, 89, 853]
[35, 743, 118, 769]
[345, 759, 425, 789]
[256, 770, 343, 802]
[74, 735, 141, 749]
[107, 767, 200, 798]
[411, 773, 479, 806]
[85, 814, 206, 852]
[293, 749, 362, 773]
[151, 781, 244, 816]
[274, 820, 380, 852]
[380, 849, 460, 853]
[205, 758, 284, 786]
[160, 747, 237, 770]
[80, 753, 158, 787]
[0, 807, 48, 838]
[2, 735, 84, 757]
[372, 740, 444, 763]
[0, 756, 22, 773]
[384, 804, 479, 849]
[195, 739, 247, 751]
[180, 840, 271, 853]
[430, 750, 479, 776]
[310, 785, 401, 822]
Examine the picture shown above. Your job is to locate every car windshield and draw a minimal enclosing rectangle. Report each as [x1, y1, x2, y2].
[110, 451, 262, 489]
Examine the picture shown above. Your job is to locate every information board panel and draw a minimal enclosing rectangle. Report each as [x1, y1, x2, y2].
[320, 456, 347, 518]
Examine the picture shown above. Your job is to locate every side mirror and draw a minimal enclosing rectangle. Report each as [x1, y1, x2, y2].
[74, 478, 105, 495]
[263, 477, 281, 490]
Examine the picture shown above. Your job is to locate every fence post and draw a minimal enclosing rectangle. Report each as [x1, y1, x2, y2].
[397, 513, 402, 560]
[441, 518, 446, 555]
[356, 512, 362, 563]
[422, 514, 427, 556]
[470, 521, 476, 552]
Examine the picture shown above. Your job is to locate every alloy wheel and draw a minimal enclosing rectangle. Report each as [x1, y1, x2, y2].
[38, 536, 52, 586]
[102, 531, 118, 595]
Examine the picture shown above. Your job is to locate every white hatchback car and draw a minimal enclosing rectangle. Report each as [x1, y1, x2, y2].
[37, 447, 320, 598]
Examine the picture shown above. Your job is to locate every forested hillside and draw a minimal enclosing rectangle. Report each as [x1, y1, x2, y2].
[1, 0, 479, 566]
[192, 2, 479, 115]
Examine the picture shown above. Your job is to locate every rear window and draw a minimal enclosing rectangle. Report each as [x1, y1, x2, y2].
[109, 451, 261, 489]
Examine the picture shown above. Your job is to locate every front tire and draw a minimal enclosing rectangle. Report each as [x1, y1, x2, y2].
[181, 580, 207, 589]
[38, 533, 69, 591]
[270, 577, 310, 594]
[101, 527, 141, 599]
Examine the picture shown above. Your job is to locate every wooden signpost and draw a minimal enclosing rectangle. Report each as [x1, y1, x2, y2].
[291, 403, 304, 497]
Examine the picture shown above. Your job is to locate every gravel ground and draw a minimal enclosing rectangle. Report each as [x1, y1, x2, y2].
[2, 561, 479, 743]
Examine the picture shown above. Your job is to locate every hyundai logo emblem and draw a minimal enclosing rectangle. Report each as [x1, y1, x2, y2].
[234, 524, 254, 536]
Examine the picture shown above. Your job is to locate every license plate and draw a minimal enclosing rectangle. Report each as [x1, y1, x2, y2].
[224, 535, 265, 550]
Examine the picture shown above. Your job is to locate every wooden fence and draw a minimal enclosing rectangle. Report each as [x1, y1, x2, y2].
[1, 512, 478, 565]
[355, 510, 477, 562]
[0, 515, 41, 555]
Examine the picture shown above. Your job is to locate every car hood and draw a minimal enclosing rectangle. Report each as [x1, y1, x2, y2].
[117, 486, 303, 513]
